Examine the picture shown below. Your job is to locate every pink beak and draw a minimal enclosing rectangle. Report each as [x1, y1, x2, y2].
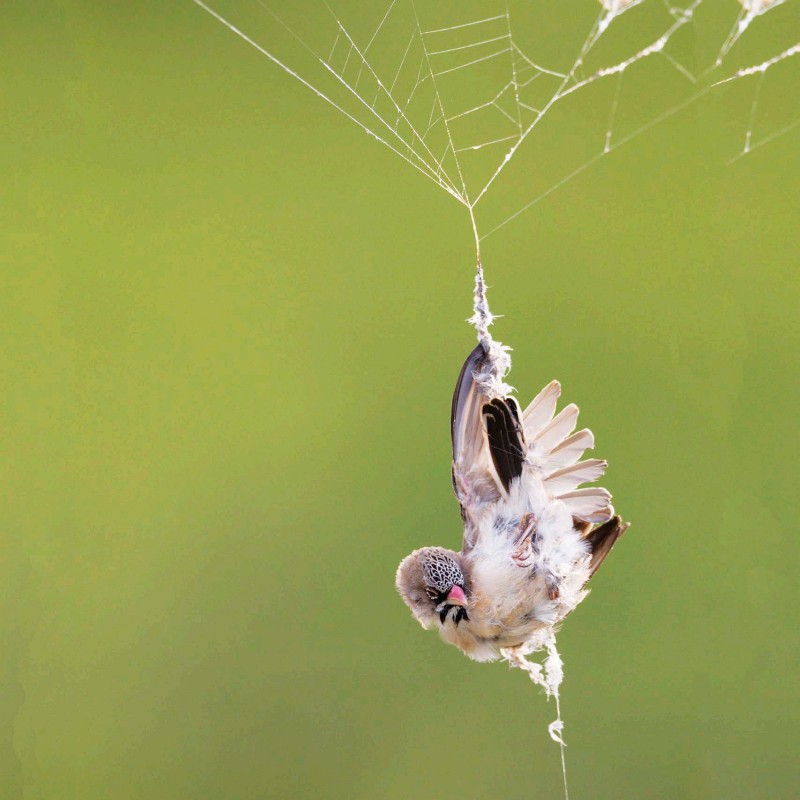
[446, 585, 467, 607]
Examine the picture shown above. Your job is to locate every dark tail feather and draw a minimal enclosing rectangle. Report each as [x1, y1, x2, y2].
[584, 515, 629, 578]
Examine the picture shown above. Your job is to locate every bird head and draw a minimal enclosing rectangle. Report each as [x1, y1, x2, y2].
[396, 547, 469, 629]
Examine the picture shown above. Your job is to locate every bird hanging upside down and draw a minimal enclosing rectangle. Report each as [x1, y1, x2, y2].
[396, 340, 628, 663]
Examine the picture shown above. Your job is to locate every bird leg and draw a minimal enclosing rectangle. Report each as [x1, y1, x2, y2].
[511, 513, 537, 568]
[546, 577, 561, 600]
[501, 644, 546, 689]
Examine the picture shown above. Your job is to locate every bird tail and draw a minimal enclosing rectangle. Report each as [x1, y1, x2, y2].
[585, 516, 629, 576]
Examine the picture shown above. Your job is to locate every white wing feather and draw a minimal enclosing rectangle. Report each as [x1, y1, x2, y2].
[557, 488, 614, 523]
[546, 428, 594, 469]
[543, 459, 607, 494]
[522, 380, 560, 439]
[522, 383, 614, 523]
[532, 403, 579, 452]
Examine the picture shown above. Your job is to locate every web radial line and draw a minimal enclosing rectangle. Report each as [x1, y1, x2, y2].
[517, 71, 546, 89]
[412, 0, 470, 202]
[254, 0, 456, 191]
[426, 96, 439, 129]
[390, 32, 417, 92]
[608, 80, 714, 151]
[558, 36, 667, 102]
[447, 98, 493, 122]
[566, 0, 702, 92]
[456, 133, 519, 153]
[406, 57, 426, 107]
[492, 101, 519, 126]
[192, 0, 459, 200]
[604, 70, 624, 152]
[718, 7, 751, 65]
[447, 81, 513, 122]
[319, 4, 461, 193]
[482, 82, 716, 240]
[471, 9, 609, 207]
[593, 6, 620, 44]
[480, 153, 605, 240]
[319, 49, 460, 191]
[577, 9, 608, 63]
[341, 40, 354, 74]
[397, 56, 425, 126]
[743, 70, 766, 153]
[717, 0, 790, 66]
[424, 113, 444, 138]
[504, 3, 523, 136]
[728, 117, 800, 162]
[424, 15, 506, 35]
[353, 0, 398, 94]
[363, 0, 397, 54]
[514, 62, 538, 76]
[435, 140, 452, 175]
[328, 29, 340, 63]
[433, 47, 511, 78]
[512, 45, 567, 79]
[662, 52, 698, 84]
[428, 33, 510, 57]
[713, 42, 800, 85]
[320, 52, 451, 187]
[435, 144, 457, 190]
[473, 0, 702, 208]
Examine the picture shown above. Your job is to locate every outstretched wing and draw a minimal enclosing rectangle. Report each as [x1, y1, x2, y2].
[522, 381, 615, 524]
[451, 344, 525, 525]
[482, 397, 525, 490]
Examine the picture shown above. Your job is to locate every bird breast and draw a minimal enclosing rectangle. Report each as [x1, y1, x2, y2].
[440, 480, 589, 661]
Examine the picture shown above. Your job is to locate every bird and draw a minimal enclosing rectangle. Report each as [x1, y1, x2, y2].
[396, 340, 628, 663]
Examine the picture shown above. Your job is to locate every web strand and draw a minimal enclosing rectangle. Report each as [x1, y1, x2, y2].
[317, 1, 462, 194]
[411, 0, 471, 203]
[195, 0, 798, 245]
[192, 0, 470, 200]
[194, 0, 799, 788]
[481, 80, 717, 240]
[556, 693, 570, 800]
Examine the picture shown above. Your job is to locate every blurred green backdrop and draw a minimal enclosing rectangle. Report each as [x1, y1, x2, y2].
[2, 1, 799, 799]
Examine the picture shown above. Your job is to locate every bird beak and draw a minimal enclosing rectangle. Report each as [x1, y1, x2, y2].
[446, 585, 467, 607]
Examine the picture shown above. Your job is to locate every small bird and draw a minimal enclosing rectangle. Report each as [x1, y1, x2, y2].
[396, 340, 628, 663]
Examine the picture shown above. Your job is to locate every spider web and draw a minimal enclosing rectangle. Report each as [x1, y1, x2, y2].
[191, 3, 798, 795]
[192, 0, 799, 258]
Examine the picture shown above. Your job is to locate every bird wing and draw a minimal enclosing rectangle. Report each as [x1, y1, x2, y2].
[482, 397, 525, 491]
[522, 383, 615, 524]
[452, 347, 621, 571]
[451, 344, 525, 535]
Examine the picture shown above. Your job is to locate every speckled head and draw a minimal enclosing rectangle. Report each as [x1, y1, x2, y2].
[396, 547, 469, 629]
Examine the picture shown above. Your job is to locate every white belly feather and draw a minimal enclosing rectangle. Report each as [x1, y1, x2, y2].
[440, 473, 592, 662]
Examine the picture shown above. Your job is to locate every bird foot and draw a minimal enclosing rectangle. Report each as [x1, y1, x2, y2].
[501, 645, 545, 685]
[511, 513, 537, 567]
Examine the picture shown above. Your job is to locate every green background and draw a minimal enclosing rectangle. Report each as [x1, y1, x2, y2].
[3, 2, 798, 798]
